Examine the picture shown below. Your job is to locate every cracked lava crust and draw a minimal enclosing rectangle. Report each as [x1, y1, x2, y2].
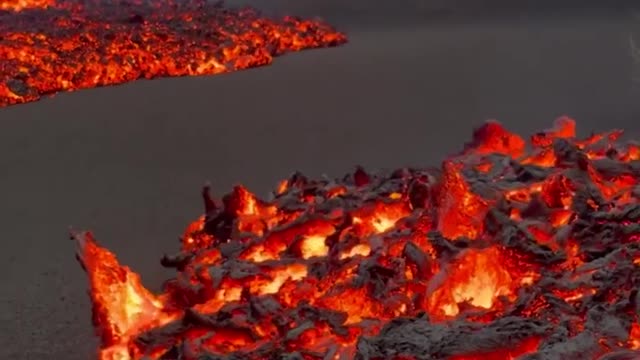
[0, 0, 346, 107]
[71, 118, 640, 360]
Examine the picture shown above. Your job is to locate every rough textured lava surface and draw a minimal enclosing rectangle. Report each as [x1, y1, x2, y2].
[73, 118, 640, 360]
[0, 0, 346, 107]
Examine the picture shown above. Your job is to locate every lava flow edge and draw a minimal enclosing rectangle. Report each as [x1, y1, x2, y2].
[0, 0, 346, 107]
[72, 118, 640, 360]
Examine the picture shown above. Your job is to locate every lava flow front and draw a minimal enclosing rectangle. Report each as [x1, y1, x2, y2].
[73, 117, 640, 360]
[0, 0, 346, 107]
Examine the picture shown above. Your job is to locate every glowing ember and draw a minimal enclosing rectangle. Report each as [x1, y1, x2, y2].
[0, 0, 346, 107]
[73, 117, 640, 360]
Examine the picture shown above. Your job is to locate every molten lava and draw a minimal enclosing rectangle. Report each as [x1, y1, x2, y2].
[0, 0, 346, 107]
[73, 118, 640, 360]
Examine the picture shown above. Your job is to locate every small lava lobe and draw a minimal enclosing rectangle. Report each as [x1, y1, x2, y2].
[0, 0, 347, 107]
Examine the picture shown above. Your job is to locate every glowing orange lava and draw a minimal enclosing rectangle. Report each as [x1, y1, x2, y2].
[0, 0, 346, 107]
[74, 117, 640, 360]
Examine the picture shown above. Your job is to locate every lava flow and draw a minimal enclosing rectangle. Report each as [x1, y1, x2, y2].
[0, 0, 346, 107]
[73, 117, 640, 360]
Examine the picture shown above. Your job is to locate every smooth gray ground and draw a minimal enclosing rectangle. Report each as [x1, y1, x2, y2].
[1, 4, 640, 359]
